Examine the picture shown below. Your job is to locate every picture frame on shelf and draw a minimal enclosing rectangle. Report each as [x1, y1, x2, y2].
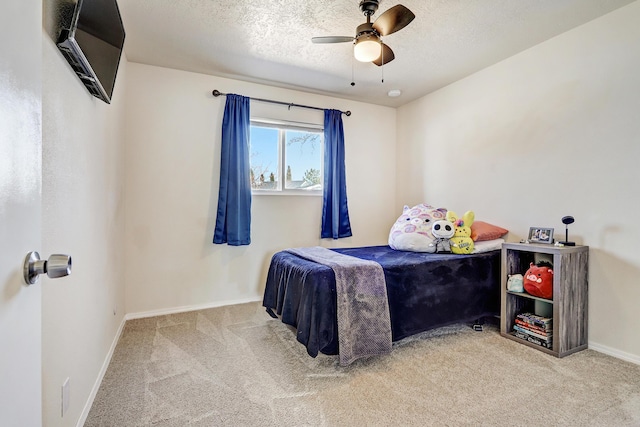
[528, 227, 554, 244]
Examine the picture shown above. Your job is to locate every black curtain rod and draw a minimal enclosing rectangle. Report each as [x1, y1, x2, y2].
[212, 90, 351, 116]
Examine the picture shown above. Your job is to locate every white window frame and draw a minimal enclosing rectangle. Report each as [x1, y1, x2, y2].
[250, 118, 324, 196]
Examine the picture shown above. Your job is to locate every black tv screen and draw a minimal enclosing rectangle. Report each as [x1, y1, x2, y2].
[57, 0, 126, 104]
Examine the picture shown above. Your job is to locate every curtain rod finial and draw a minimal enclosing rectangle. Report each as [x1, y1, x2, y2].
[344, 111, 351, 116]
[212, 89, 222, 97]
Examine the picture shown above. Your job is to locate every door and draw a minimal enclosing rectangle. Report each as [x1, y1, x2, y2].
[0, 1, 43, 426]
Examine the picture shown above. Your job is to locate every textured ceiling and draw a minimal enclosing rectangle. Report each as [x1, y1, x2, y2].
[118, 0, 635, 107]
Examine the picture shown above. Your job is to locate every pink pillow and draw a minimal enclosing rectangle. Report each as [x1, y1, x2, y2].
[471, 221, 508, 242]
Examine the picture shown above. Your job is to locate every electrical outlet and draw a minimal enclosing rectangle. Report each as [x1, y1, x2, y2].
[61, 377, 70, 417]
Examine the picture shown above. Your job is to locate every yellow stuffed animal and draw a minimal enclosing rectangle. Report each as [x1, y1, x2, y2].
[446, 210, 475, 254]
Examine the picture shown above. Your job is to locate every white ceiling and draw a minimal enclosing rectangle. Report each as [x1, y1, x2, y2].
[118, 0, 635, 107]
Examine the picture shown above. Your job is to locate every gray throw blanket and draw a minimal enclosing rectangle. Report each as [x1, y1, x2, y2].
[286, 247, 392, 365]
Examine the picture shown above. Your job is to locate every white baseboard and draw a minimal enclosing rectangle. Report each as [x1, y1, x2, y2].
[589, 341, 640, 366]
[125, 297, 262, 320]
[76, 315, 127, 427]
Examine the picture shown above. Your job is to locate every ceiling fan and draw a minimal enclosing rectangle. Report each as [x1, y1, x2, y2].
[312, 0, 415, 66]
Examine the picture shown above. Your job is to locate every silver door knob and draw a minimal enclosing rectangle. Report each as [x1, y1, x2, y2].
[23, 251, 72, 285]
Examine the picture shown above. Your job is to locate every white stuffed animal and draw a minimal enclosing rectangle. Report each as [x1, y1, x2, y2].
[388, 204, 448, 252]
[429, 219, 454, 253]
[507, 274, 524, 292]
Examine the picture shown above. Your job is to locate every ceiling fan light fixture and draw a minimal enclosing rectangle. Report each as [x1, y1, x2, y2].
[354, 34, 381, 62]
[311, 2, 414, 67]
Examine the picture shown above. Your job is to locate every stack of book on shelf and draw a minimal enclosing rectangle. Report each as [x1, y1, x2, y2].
[512, 312, 553, 349]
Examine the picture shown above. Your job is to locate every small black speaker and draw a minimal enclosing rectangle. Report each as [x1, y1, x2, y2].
[559, 216, 575, 246]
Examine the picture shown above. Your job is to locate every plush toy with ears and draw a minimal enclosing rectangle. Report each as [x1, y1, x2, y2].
[523, 262, 554, 299]
[388, 204, 447, 252]
[446, 210, 475, 254]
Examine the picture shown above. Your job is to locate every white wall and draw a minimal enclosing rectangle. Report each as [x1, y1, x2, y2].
[41, 30, 127, 427]
[123, 64, 397, 314]
[397, 2, 640, 361]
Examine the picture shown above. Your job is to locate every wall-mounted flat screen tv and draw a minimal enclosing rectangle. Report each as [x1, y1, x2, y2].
[57, 0, 126, 104]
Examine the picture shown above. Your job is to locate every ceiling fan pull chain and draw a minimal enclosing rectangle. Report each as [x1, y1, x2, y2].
[381, 45, 384, 83]
[351, 46, 356, 86]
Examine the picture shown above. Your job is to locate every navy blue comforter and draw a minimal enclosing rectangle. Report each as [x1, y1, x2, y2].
[262, 245, 501, 357]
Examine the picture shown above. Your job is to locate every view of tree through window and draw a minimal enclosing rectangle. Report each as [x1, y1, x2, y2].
[250, 122, 323, 192]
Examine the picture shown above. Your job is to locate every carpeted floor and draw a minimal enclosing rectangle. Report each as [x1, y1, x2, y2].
[84, 302, 640, 426]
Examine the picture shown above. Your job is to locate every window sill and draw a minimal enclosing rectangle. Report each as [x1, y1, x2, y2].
[252, 189, 322, 197]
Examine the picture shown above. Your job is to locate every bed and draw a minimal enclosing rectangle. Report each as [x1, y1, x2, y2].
[262, 244, 502, 359]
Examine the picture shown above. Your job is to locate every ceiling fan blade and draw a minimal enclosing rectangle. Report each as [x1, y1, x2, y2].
[312, 36, 354, 44]
[372, 5, 415, 36]
[372, 43, 395, 66]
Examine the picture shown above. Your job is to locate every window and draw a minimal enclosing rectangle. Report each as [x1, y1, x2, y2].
[249, 119, 323, 194]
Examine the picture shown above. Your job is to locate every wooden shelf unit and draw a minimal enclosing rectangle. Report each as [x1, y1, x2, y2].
[500, 242, 589, 357]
